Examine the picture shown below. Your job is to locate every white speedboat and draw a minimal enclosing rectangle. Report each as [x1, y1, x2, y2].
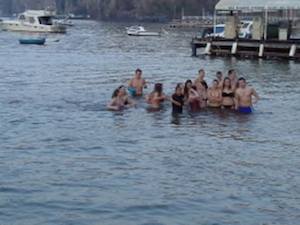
[0, 10, 66, 33]
[126, 26, 160, 36]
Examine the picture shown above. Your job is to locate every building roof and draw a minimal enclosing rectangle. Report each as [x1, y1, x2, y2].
[216, 0, 300, 11]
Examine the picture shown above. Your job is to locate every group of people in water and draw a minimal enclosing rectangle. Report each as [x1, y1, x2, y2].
[107, 68, 259, 114]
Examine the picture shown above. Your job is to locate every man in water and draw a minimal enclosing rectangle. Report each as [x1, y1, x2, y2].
[235, 77, 259, 114]
[128, 69, 147, 96]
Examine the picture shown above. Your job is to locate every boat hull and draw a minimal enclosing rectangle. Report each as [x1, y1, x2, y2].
[19, 38, 46, 45]
[127, 32, 160, 36]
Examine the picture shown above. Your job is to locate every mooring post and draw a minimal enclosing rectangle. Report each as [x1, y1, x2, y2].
[259, 44, 264, 58]
[204, 42, 211, 55]
[231, 42, 238, 55]
[289, 44, 297, 58]
[192, 43, 197, 57]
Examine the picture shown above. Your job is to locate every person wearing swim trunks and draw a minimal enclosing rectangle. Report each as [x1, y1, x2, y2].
[235, 77, 259, 114]
[146, 83, 167, 109]
[171, 83, 184, 114]
[128, 68, 147, 96]
[107, 85, 135, 111]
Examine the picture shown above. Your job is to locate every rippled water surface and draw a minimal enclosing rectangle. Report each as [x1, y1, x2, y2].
[0, 20, 300, 225]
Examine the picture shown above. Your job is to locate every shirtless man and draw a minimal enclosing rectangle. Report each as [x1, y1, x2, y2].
[128, 69, 147, 96]
[228, 69, 238, 90]
[235, 77, 259, 114]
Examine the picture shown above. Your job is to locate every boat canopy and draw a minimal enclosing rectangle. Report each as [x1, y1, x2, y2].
[216, 0, 300, 11]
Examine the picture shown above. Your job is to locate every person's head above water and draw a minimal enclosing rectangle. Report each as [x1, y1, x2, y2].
[238, 77, 247, 89]
[223, 77, 231, 89]
[154, 83, 163, 95]
[216, 71, 223, 80]
[112, 85, 126, 98]
[175, 83, 183, 95]
[228, 69, 236, 80]
[198, 69, 205, 79]
[212, 79, 219, 89]
[135, 68, 142, 79]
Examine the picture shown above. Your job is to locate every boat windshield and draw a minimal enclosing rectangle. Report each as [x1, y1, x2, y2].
[215, 26, 224, 33]
[39, 16, 53, 25]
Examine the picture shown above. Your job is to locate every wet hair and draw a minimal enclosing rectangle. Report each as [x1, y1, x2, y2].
[198, 69, 205, 74]
[228, 69, 235, 76]
[223, 77, 232, 89]
[184, 80, 193, 97]
[112, 85, 125, 98]
[154, 83, 163, 96]
[135, 68, 142, 74]
[175, 83, 182, 92]
[216, 71, 223, 77]
[238, 77, 246, 82]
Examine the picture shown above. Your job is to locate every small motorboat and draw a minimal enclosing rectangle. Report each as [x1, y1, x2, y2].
[126, 26, 160, 36]
[19, 37, 46, 45]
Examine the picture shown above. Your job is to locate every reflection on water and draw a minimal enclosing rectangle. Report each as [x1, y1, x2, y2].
[0, 20, 300, 225]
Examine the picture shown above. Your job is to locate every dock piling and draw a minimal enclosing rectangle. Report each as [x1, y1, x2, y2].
[259, 44, 264, 58]
[231, 42, 238, 55]
[204, 42, 212, 55]
[289, 44, 297, 58]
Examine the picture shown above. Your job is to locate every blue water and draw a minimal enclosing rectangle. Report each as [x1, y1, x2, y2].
[0, 20, 300, 225]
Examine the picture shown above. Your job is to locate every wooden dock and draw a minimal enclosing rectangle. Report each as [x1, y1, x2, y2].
[191, 38, 300, 60]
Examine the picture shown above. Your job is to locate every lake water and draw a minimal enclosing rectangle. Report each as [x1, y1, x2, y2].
[0, 20, 300, 225]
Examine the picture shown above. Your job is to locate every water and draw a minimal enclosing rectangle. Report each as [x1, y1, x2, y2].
[0, 20, 300, 225]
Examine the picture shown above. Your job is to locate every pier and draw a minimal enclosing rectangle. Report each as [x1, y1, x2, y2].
[191, 38, 300, 59]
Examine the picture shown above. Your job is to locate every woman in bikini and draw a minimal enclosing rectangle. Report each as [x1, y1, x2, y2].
[221, 77, 235, 109]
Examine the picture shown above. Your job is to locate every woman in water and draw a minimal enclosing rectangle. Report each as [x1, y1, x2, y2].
[146, 83, 167, 109]
[184, 80, 193, 104]
[207, 80, 222, 108]
[221, 77, 235, 109]
[107, 85, 135, 111]
[171, 83, 184, 114]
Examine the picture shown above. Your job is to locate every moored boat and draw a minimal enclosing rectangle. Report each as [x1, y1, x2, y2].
[19, 37, 46, 45]
[126, 26, 160, 36]
[0, 10, 66, 33]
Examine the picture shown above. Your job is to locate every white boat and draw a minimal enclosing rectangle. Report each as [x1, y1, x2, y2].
[55, 17, 74, 27]
[126, 26, 160, 36]
[0, 10, 66, 33]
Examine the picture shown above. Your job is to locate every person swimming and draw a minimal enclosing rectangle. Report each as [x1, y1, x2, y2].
[171, 83, 184, 114]
[235, 77, 259, 114]
[128, 68, 147, 96]
[207, 80, 222, 108]
[222, 77, 235, 109]
[107, 85, 135, 111]
[146, 83, 167, 109]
